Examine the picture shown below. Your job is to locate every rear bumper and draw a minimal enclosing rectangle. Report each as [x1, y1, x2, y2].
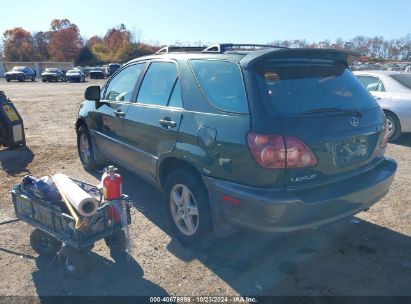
[204, 157, 397, 234]
[67, 77, 81, 82]
[42, 75, 59, 81]
[6, 74, 24, 80]
[90, 73, 104, 78]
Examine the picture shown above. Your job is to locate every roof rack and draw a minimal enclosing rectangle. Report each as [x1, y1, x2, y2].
[202, 43, 288, 53]
[155, 46, 206, 55]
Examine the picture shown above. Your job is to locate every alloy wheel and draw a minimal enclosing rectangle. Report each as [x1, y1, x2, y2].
[170, 184, 199, 236]
[79, 133, 91, 164]
[386, 117, 395, 139]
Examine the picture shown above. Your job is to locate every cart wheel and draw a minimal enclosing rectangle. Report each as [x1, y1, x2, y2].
[58, 246, 87, 277]
[104, 230, 127, 259]
[30, 229, 62, 257]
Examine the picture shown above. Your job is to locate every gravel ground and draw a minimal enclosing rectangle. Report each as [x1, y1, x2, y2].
[0, 79, 410, 299]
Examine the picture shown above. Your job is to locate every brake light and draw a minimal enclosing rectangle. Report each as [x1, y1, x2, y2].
[285, 137, 317, 168]
[247, 133, 317, 169]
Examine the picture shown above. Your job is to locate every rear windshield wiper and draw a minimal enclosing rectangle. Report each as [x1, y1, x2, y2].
[299, 107, 362, 117]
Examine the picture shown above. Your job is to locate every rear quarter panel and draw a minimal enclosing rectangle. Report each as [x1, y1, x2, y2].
[383, 94, 411, 132]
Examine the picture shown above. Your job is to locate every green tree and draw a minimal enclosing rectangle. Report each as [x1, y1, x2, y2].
[76, 45, 97, 65]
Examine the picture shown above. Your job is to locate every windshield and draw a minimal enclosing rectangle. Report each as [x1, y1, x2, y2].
[12, 67, 25, 71]
[390, 74, 411, 89]
[45, 68, 58, 73]
[255, 60, 378, 116]
[109, 64, 120, 69]
[67, 70, 79, 74]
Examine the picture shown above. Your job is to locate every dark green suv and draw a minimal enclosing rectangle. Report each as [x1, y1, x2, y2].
[76, 44, 397, 245]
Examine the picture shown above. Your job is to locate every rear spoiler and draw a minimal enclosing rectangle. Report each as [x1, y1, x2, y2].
[241, 48, 360, 67]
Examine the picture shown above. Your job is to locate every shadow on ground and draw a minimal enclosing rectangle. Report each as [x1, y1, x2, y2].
[102, 166, 411, 296]
[393, 133, 411, 147]
[0, 146, 34, 175]
[32, 251, 167, 301]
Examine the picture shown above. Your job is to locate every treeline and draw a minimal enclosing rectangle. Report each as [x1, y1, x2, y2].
[1, 19, 411, 64]
[269, 35, 411, 60]
[0, 19, 159, 65]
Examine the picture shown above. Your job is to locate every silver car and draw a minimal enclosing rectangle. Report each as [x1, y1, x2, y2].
[354, 71, 411, 141]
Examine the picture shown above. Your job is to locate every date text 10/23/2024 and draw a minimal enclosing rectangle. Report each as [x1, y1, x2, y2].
[149, 296, 257, 303]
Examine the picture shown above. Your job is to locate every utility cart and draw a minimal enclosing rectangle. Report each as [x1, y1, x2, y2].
[11, 177, 131, 277]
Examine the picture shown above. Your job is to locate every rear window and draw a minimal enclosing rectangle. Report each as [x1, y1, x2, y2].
[190, 60, 248, 113]
[255, 60, 378, 115]
[390, 74, 411, 89]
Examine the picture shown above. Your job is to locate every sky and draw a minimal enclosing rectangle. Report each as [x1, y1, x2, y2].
[1, 0, 411, 45]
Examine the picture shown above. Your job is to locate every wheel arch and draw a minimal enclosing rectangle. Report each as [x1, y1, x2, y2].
[158, 157, 203, 190]
[75, 118, 87, 133]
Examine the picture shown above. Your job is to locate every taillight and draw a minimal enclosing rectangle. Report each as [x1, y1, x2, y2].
[285, 137, 317, 168]
[247, 133, 317, 169]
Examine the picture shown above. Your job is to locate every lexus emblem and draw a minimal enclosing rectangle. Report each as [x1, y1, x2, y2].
[351, 116, 360, 127]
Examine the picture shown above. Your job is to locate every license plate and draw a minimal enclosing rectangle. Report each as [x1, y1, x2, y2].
[331, 135, 370, 167]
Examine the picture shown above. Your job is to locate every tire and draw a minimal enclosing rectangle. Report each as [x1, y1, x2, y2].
[19, 75, 25, 82]
[58, 245, 87, 277]
[42, 79, 46, 82]
[31, 76, 35, 81]
[6, 78, 10, 82]
[163, 169, 213, 247]
[385, 112, 401, 142]
[104, 230, 127, 259]
[77, 125, 99, 170]
[30, 229, 62, 257]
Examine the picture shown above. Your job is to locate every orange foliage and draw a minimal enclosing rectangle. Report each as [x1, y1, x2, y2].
[48, 19, 83, 61]
[3, 27, 36, 61]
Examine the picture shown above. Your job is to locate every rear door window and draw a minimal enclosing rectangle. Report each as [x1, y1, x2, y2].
[137, 61, 178, 106]
[190, 60, 248, 113]
[168, 79, 182, 108]
[357, 75, 385, 92]
[255, 60, 378, 116]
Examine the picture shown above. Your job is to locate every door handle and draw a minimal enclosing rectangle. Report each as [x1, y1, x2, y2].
[114, 110, 125, 118]
[159, 118, 177, 128]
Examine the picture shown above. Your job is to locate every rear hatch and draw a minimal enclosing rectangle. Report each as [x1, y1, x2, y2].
[246, 50, 387, 188]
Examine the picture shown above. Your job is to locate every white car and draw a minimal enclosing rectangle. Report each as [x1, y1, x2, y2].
[354, 71, 411, 141]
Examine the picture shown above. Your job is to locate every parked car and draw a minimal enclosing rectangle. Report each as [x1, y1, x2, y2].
[105, 63, 121, 77]
[65, 69, 85, 82]
[5, 66, 36, 82]
[354, 71, 411, 141]
[41, 68, 65, 82]
[89, 67, 105, 79]
[76, 44, 396, 245]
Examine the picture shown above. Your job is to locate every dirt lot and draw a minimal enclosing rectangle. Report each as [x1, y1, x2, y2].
[0, 79, 411, 299]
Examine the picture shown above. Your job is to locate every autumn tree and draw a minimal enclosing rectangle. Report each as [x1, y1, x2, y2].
[103, 24, 133, 61]
[3, 27, 36, 61]
[33, 31, 50, 60]
[86, 35, 103, 47]
[48, 19, 83, 61]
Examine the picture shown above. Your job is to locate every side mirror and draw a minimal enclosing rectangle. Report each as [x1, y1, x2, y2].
[85, 86, 101, 101]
